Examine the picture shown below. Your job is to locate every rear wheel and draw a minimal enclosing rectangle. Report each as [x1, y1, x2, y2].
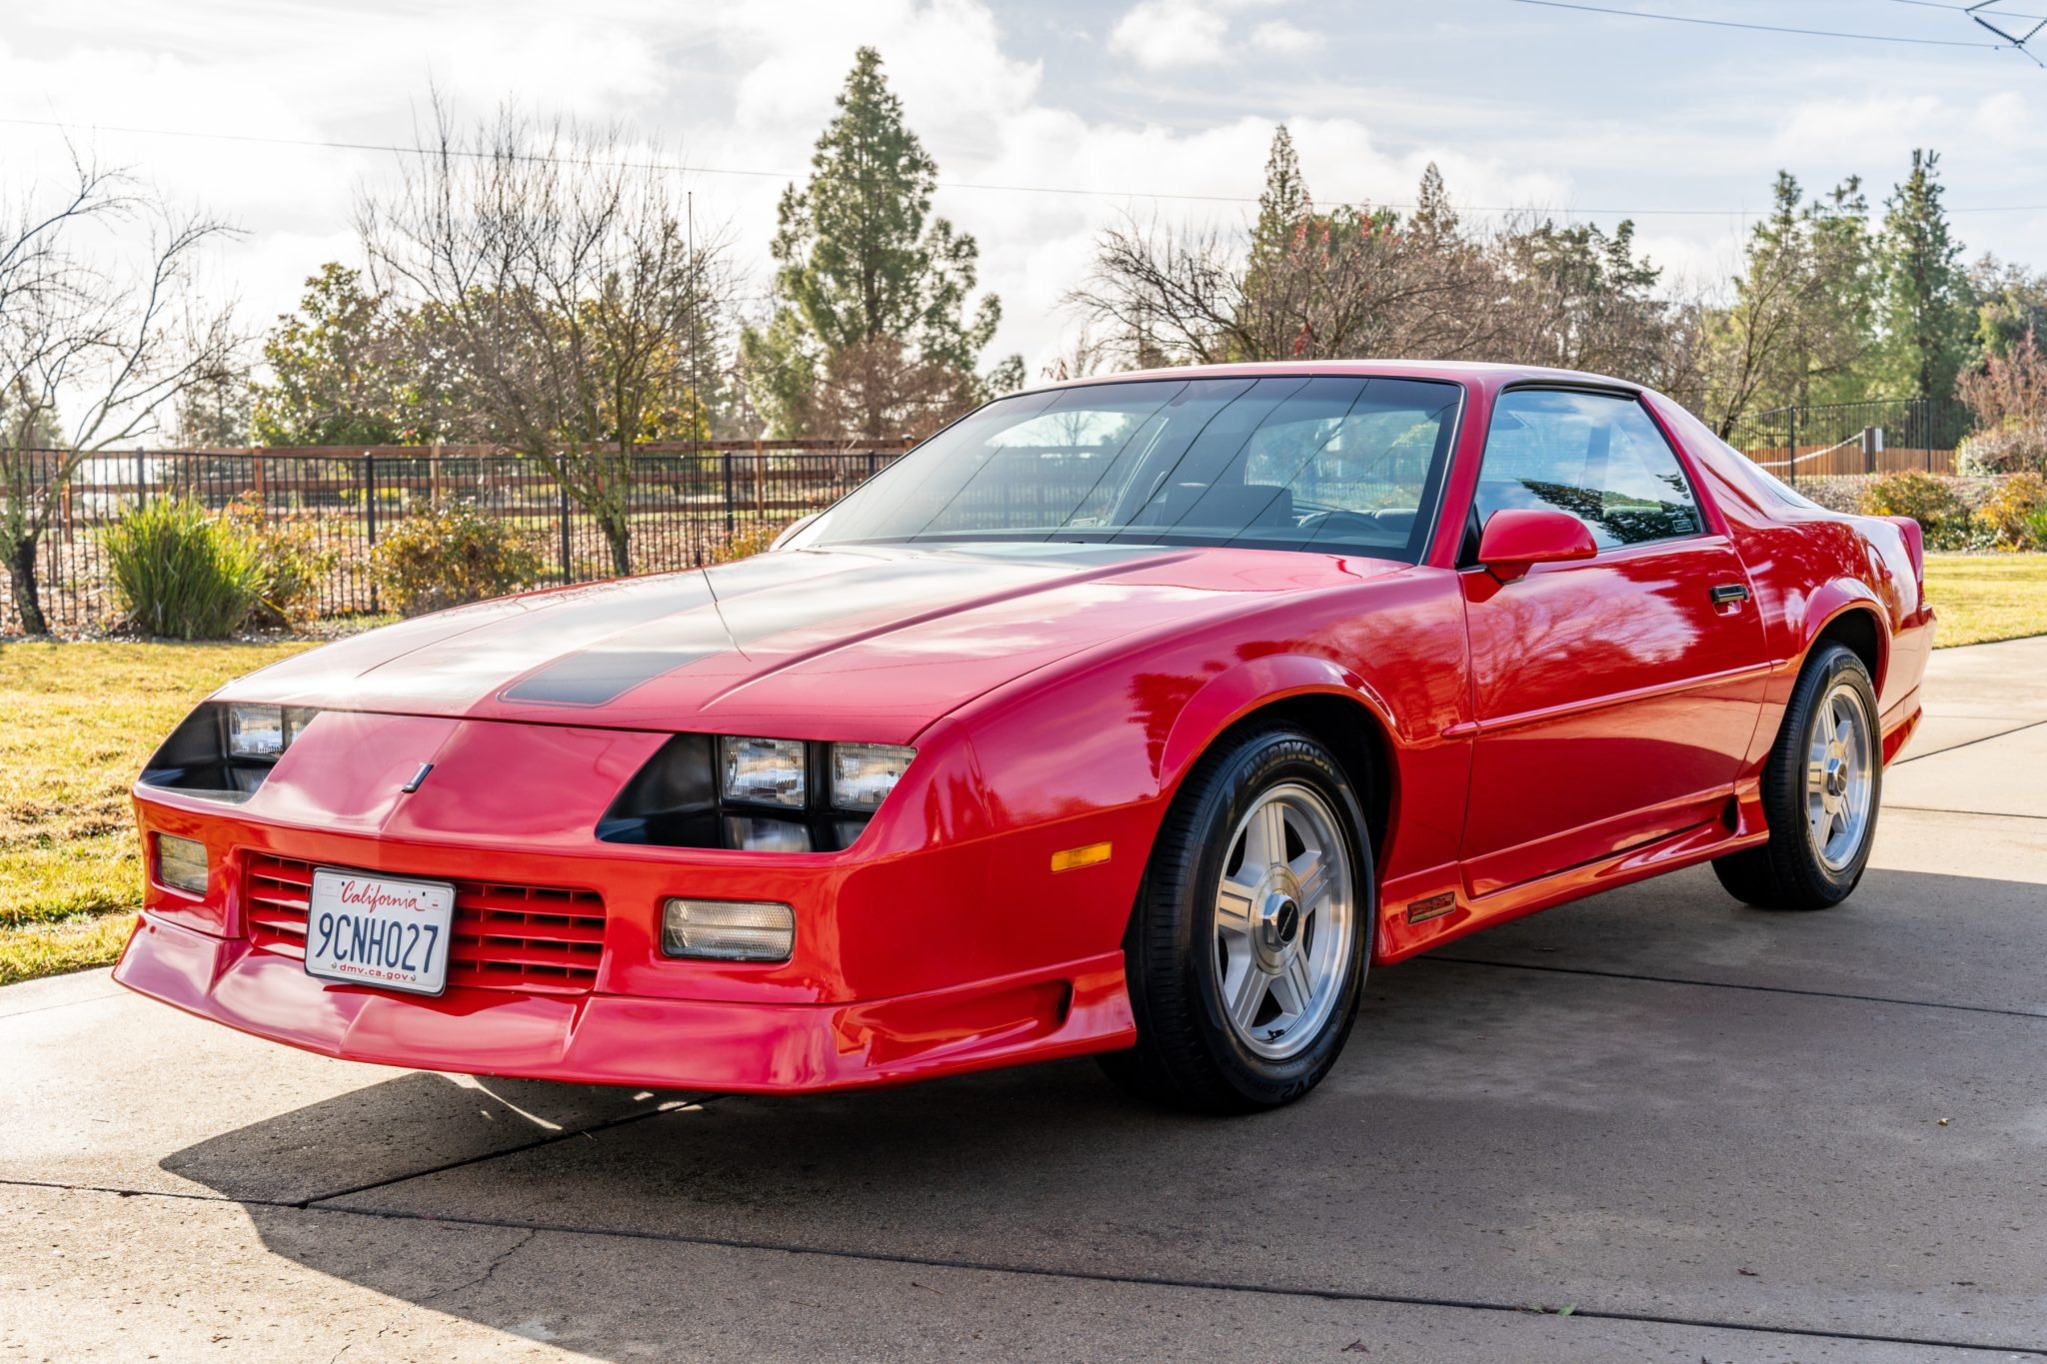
[1713, 642, 1881, 910]
[1100, 724, 1372, 1113]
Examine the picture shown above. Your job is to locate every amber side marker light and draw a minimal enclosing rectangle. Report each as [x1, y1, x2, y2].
[1050, 841, 1112, 873]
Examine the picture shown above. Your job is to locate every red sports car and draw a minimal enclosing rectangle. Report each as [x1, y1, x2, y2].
[116, 362, 1932, 1111]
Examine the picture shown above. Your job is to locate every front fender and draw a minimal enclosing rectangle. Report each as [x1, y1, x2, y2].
[1157, 653, 1392, 790]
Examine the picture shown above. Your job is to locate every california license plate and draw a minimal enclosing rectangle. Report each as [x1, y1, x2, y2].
[304, 868, 456, 996]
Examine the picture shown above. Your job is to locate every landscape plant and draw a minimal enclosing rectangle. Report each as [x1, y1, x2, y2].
[1858, 470, 1980, 550]
[1975, 471, 2047, 551]
[220, 494, 336, 627]
[102, 497, 263, 639]
[369, 498, 542, 617]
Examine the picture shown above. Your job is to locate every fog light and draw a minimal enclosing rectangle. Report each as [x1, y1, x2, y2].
[156, 834, 208, 896]
[662, 899, 794, 962]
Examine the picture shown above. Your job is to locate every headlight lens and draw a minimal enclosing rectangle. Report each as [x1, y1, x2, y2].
[227, 704, 285, 758]
[155, 833, 208, 895]
[226, 704, 318, 759]
[719, 736, 806, 808]
[662, 898, 795, 962]
[830, 743, 915, 812]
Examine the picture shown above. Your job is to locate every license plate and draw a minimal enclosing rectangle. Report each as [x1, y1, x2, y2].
[304, 868, 456, 996]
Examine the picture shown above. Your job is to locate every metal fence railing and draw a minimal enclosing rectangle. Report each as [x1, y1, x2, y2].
[6, 439, 913, 634]
[1726, 396, 1966, 481]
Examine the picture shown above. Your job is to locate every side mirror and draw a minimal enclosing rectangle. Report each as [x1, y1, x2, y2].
[1477, 508, 1597, 583]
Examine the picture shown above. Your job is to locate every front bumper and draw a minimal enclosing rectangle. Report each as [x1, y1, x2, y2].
[115, 913, 1135, 1092]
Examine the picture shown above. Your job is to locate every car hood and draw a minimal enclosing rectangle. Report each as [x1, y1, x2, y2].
[216, 543, 1408, 743]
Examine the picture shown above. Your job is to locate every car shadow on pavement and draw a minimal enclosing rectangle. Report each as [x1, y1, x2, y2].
[157, 862, 2047, 1359]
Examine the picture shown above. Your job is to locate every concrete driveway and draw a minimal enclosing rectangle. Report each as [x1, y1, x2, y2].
[5, 638, 2046, 1363]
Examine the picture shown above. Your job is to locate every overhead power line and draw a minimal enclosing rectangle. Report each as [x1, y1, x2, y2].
[2, 112, 2045, 221]
[1883, 0, 2047, 23]
[1507, 0, 2010, 47]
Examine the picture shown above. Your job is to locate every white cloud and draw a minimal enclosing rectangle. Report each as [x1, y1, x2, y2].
[0, 0, 1674, 385]
[1250, 20, 1317, 56]
[1109, 0, 1230, 70]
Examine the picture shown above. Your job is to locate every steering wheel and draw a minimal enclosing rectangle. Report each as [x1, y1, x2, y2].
[1292, 509, 1383, 537]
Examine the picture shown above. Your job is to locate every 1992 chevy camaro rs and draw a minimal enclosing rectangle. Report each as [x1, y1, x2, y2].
[116, 362, 1931, 1111]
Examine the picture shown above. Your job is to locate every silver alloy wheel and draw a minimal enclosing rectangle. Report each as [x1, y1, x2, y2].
[1806, 678, 1875, 872]
[1212, 781, 1357, 1060]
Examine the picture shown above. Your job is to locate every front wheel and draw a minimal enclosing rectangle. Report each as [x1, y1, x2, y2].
[1100, 724, 1372, 1113]
[1713, 642, 1882, 910]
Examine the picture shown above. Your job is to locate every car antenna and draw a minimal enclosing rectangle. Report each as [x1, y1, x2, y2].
[700, 560, 747, 661]
[688, 187, 746, 661]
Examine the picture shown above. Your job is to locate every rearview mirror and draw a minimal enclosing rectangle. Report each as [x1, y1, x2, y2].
[1477, 508, 1597, 583]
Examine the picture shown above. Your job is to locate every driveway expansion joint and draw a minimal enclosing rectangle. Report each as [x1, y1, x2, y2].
[1893, 716, 2047, 765]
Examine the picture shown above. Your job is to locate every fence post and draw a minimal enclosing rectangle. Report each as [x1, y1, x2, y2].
[722, 452, 735, 541]
[134, 451, 147, 507]
[558, 479, 572, 585]
[1786, 407, 1797, 487]
[364, 453, 379, 615]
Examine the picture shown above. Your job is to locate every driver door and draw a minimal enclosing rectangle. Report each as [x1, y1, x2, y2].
[1458, 387, 1768, 897]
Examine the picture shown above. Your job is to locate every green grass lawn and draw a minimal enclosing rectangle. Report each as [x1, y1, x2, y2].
[1924, 554, 2047, 648]
[0, 640, 313, 985]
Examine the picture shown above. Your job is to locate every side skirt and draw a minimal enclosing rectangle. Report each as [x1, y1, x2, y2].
[1375, 814, 1769, 964]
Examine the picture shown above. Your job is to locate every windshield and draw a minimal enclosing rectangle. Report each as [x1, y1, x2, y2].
[792, 375, 1463, 562]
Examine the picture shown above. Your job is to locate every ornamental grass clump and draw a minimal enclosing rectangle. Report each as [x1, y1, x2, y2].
[102, 497, 264, 640]
[369, 499, 543, 617]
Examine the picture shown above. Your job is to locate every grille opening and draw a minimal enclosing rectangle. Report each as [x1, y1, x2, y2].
[242, 853, 606, 995]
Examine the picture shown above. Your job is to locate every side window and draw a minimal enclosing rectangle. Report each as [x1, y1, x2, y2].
[1473, 389, 1704, 551]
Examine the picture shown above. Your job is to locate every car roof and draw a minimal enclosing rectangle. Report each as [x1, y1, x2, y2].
[1023, 358, 1647, 398]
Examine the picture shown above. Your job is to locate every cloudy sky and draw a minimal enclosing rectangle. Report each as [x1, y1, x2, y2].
[5, 0, 2046, 387]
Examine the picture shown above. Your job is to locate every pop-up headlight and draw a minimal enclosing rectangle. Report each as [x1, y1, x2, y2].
[599, 734, 909, 853]
[139, 703, 321, 802]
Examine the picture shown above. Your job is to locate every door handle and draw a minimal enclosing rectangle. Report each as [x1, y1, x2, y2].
[1709, 583, 1750, 606]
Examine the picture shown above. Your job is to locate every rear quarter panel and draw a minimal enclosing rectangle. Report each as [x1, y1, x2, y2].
[1647, 395, 1933, 742]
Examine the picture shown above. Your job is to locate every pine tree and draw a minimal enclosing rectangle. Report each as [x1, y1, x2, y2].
[1875, 149, 1973, 404]
[740, 47, 1013, 437]
[1251, 125, 1309, 267]
[1411, 162, 1458, 244]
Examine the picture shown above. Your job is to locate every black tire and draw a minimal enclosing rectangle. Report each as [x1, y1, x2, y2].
[1099, 723, 1373, 1113]
[1713, 642, 1882, 910]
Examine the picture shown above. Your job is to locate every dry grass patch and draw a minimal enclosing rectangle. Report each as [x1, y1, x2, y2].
[0, 640, 315, 982]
